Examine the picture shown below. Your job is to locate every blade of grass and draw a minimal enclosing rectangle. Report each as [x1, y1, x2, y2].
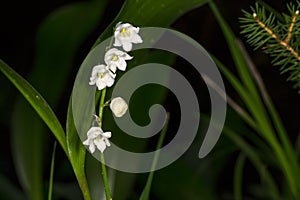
[139, 113, 170, 200]
[236, 39, 300, 181]
[209, 2, 299, 196]
[225, 128, 281, 199]
[211, 56, 257, 129]
[208, 1, 260, 101]
[48, 142, 57, 200]
[233, 153, 246, 200]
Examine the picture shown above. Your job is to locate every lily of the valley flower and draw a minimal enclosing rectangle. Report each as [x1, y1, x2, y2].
[83, 127, 111, 153]
[104, 48, 133, 72]
[110, 97, 128, 117]
[114, 22, 143, 52]
[89, 64, 116, 90]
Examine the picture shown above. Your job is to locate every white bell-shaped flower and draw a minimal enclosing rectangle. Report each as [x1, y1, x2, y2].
[110, 97, 128, 117]
[83, 127, 111, 153]
[104, 48, 133, 72]
[89, 64, 116, 90]
[113, 22, 143, 51]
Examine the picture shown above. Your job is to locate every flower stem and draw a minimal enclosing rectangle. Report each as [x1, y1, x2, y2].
[99, 88, 106, 120]
[100, 153, 112, 200]
[98, 88, 112, 200]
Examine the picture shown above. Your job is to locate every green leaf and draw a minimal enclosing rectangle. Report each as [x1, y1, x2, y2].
[11, 101, 47, 200]
[32, 0, 108, 105]
[6, 0, 108, 199]
[0, 59, 66, 200]
[208, 1, 260, 102]
[93, 0, 210, 47]
[66, 99, 91, 200]
[0, 59, 67, 152]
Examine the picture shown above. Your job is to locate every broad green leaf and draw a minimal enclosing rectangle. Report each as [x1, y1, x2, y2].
[7, 0, 108, 199]
[66, 100, 91, 200]
[11, 104, 45, 200]
[0, 59, 66, 200]
[0, 59, 67, 152]
[93, 0, 210, 47]
[32, 0, 108, 104]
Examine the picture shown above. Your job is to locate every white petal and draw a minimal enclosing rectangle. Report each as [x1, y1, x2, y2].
[132, 34, 143, 44]
[111, 48, 122, 55]
[95, 139, 106, 153]
[89, 143, 96, 153]
[113, 38, 122, 47]
[87, 127, 102, 136]
[109, 71, 117, 78]
[104, 138, 111, 146]
[105, 48, 117, 58]
[86, 128, 102, 141]
[122, 23, 131, 27]
[115, 21, 122, 28]
[106, 78, 115, 87]
[122, 42, 133, 51]
[96, 80, 106, 90]
[89, 80, 96, 85]
[109, 64, 117, 73]
[102, 131, 112, 138]
[92, 65, 106, 73]
[124, 54, 133, 60]
[104, 56, 112, 65]
[117, 59, 127, 71]
[83, 138, 90, 145]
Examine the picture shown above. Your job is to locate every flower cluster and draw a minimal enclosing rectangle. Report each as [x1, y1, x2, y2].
[89, 23, 142, 90]
[83, 22, 142, 153]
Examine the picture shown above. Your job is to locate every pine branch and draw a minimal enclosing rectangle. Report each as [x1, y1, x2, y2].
[240, 2, 300, 92]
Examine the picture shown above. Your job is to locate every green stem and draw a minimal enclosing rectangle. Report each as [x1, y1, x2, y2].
[98, 88, 112, 200]
[99, 88, 106, 120]
[101, 153, 111, 200]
